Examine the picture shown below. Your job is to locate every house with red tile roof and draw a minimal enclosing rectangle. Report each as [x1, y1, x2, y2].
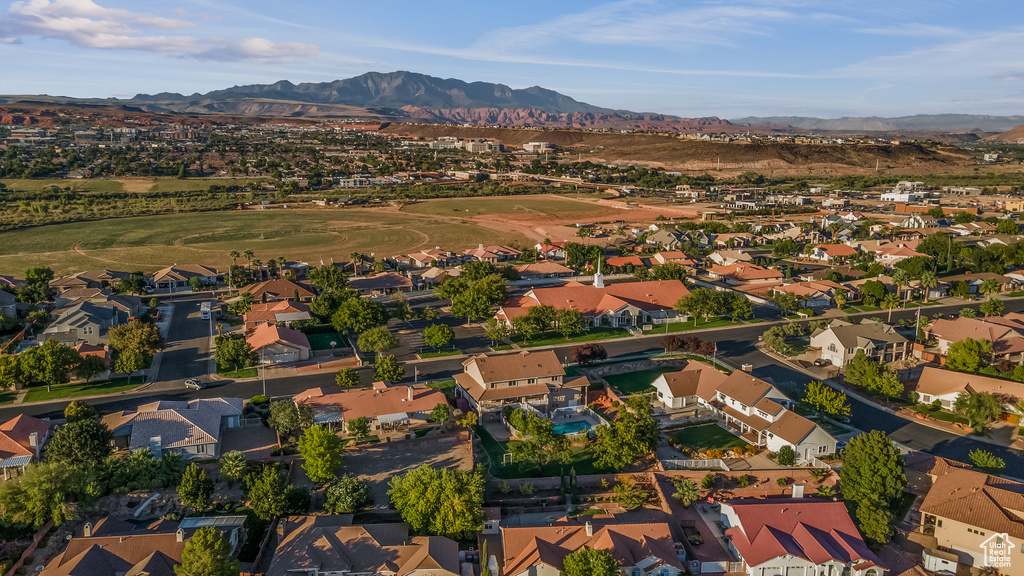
[500, 517, 685, 576]
[454, 351, 588, 419]
[246, 322, 312, 363]
[149, 264, 221, 291]
[809, 243, 859, 263]
[535, 241, 567, 260]
[243, 300, 312, 330]
[769, 280, 853, 308]
[496, 279, 689, 328]
[912, 366, 1023, 411]
[242, 279, 316, 302]
[652, 251, 700, 266]
[514, 261, 575, 279]
[0, 414, 50, 480]
[721, 498, 885, 576]
[72, 342, 111, 368]
[927, 313, 1024, 360]
[102, 398, 242, 459]
[605, 255, 646, 270]
[292, 382, 447, 433]
[875, 243, 927, 268]
[708, 263, 783, 285]
[909, 455, 1024, 574]
[405, 247, 459, 268]
[463, 244, 521, 263]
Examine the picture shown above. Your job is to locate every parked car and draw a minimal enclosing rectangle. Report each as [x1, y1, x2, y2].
[184, 379, 206, 390]
[813, 358, 828, 367]
[143, 285, 155, 294]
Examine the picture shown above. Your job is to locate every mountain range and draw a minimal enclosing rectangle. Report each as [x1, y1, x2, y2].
[730, 114, 1024, 133]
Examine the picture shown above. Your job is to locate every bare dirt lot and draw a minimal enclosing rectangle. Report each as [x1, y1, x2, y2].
[343, 430, 474, 508]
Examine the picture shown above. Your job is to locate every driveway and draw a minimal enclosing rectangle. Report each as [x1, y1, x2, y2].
[155, 297, 217, 389]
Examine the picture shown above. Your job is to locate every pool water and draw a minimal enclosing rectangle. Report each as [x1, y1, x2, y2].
[553, 421, 593, 435]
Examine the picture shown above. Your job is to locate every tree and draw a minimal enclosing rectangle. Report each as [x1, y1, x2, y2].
[594, 395, 659, 469]
[347, 416, 371, 437]
[21, 338, 81, 392]
[357, 326, 398, 357]
[969, 448, 1006, 474]
[777, 445, 796, 466]
[661, 334, 682, 353]
[670, 477, 700, 507]
[429, 403, 451, 424]
[651, 262, 687, 281]
[46, 418, 112, 466]
[423, 324, 455, 350]
[174, 526, 240, 576]
[613, 477, 650, 509]
[840, 430, 907, 516]
[997, 219, 1021, 235]
[325, 474, 370, 514]
[981, 277, 1001, 299]
[981, 298, 1004, 317]
[214, 334, 256, 373]
[555, 308, 586, 339]
[310, 290, 353, 321]
[219, 451, 248, 487]
[845, 350, 881, 388]
[772, 238, 800, 258]
[484, 318, 511, 343]
[834, 289, 847, 309]
[511, 316, 539, 345]
[946, 337, 993, 373]
[246, 466, 285, 520]
[389, 293, 413, 321]
[388, 465, 485, 537]
[771, 290, 799, 316]
[0, 354, 24, 389]
[63, 400, 97, 423]
[803, 381, 851, 417]
[332, 298, 388, 333]
[267, 400, 314, 438]
[675, 287, 721, 325]
[335, 368, 360, 387]
[882, 292, 901, 322]
[298, 424, 343, 483]
[954, 391, 1002, 430]
[920, 270, 938, 303]
[177, 463, 213, 510]
[228, 291, 254, 314]
[959, 306, 977, 319]
[0, 462, 77, 526]
[855, 498, 894, 547]
[18, 266, 54, 304]
[569, 343, 607, 366]
[374, 354, 404, 383]
[860, 279, 886, 306]
[730, 294, 754, 321]
[562, 548, 619, 576]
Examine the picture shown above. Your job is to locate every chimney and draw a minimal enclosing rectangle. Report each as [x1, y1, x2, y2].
[585, 521, 593, 537]
[176, 529, 184, 543]
[83, 522, 92, 537]
[792, 483, 804, 498]
[408, 386, 414, 401]
[29, 432, 39, 458]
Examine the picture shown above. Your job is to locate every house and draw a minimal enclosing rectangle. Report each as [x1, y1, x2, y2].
[0, 415, 50, 480]
[647, 228, 685, 249]
[949, 221, 997, 236]
[651, 363, 726, 409]
[809, 243, 859, 263]
[453, 351, 588, 419]
[927, 314, 1024, 359]
[515, 261, 575, 279]
[246, 322, 312, 363]
[267, 517, 459, 576]
[149, 264, 220, 291]
[49, 269, 129, 292]
[0, 289, 15, 318]
[707, 249, 753, 267]
[42, 300, 128, 346]
[0, 275, 24, 290]
[42, 516, 244, 576]
[606, 256, 646, 270]
[811, 320, 910, 367]
[53, 289, 144, 318]
[535, 241, 567, 260]
[912, 366, 1023, 410]
[102, 398, 243, 459]
[243, 300, 312, 330]
[350, 272, 414, 295]
[769, 281, 851, 308]
[496, 280, 689, 328]
[875, 243, 927, 268]
[688, 364, 836, 460]
[242, 279, 316, 302]
[910, 455, 1024, 575]
[293, 382, 448, 433]
[708, 263, 783, 285]
[406, 248, 459, 268]
[714, 233, 758, 248]
[721, 498, 885, 576]
[463, 244, 521, 263]
[940, 272, 1013, 295]
[500, 518, 685, 576]
[652, 251, 699, 267]
[72, 342, 111, 368]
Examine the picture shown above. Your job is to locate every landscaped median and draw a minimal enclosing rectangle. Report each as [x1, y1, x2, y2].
[518, 326, 629, 348]
[21, 376, 146, 403]
[641, 316, 738, 335]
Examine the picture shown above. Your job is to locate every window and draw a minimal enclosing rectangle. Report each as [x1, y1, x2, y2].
[829, 343, 837, 353]
[508, 381, 517, 387]
[937, 520, 942, 528]
[527, 378, 537, 385]
[819, 445, 828, 453]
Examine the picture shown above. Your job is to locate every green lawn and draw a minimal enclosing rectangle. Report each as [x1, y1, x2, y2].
[306, 332, 350, 350]
[671, 423, 749, 452]
[0, 390, 17, 405]
[604, 367, 675, 395]
[419, 349, 462, 359]
[474, 425, 607, 478]
[520, 326, 629, 348]
[909, 404, 970, 426]
[1010, 291, 1024, 298]
[491, 344, 513, 351]
[426, 380, 456, 399]
[23, 376, 145, 403]
[414, 427, 436, 438]
[219, 367, 258, 379]
[641, 316, 735, 334]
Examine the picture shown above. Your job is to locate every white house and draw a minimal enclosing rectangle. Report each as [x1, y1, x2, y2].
[810, 319, 910, 367]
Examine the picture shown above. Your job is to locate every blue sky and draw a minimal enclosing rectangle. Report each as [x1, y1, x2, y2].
[1, 0, 1023, 117]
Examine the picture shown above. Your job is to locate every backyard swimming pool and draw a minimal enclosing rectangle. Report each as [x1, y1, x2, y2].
[553, 420, 593, 435]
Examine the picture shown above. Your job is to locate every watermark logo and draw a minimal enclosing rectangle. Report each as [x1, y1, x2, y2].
[981, 533, 1014, 569]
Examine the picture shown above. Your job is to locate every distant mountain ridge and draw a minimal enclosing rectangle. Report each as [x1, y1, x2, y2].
[730, 114, 1024, 133]
[132, 71, 615, 114]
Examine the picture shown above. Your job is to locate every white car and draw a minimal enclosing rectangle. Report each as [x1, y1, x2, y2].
[184, 379, 206, 390]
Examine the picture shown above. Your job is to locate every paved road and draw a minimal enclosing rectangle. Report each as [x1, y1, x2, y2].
[154, 298, 216, 387]
[5, 295, 1024, 473]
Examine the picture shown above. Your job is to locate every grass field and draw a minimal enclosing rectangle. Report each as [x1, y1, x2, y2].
[23, 376, 143, 403]
[671, 423, 749, 452]
[474, 425, 606, 478]
[400, 196, 617, 220]
[1, 177, 261, 195]
[604, 367, 675, 395]
[306, 332, 350, 350]
[426, 380, 456, 399]
[0, 208, 525, 275]
[642, 316, 735, 334]
[519, 326, 629, 348]
[0, 390, 16, 405]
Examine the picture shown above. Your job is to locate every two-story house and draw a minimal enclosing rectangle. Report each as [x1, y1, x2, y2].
[721, 498, 886, 576]
[810, 319, 910, 367]
[809, 243, 859, 264]
[42, 300, 128, 346]
[454, 351, 588, 420]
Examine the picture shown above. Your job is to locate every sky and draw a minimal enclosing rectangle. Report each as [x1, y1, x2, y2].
[1, 0, 1023, 118]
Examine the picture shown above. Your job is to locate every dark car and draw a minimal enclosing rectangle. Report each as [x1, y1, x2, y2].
[184, 379, 206, 390]
[813, 358, 829, 367]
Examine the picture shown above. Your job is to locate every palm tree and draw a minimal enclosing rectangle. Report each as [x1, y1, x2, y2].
[920, 270, 938, 303]
[891, 268, 909, 305]
[834, 290, 847, 310]
[243, 249, 255, 273]
[276, 256, 288, 277]
[883, 292, 901, 322]
[228, 250, 240, 285]
[266, 259, 278, 279]
[251, 259, 262, 281]
[981, 278, 1001, 300]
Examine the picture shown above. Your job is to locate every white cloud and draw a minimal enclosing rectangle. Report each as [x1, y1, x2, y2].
[853, 23, 965, 37]
[0, 0, 319, 61]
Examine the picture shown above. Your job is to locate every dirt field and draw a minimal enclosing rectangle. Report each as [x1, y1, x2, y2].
[343, 431, 473, 508]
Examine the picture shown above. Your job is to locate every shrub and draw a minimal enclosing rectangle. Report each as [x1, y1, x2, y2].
[777, 445, 796, 466]
[518, 481, 535, 495]
[499, 480, 511, 495]
[250, 395, 269, 405]
[737, 474, 751, 488]
[777, 477, 788, 487]
[701, 473, 716, 489]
